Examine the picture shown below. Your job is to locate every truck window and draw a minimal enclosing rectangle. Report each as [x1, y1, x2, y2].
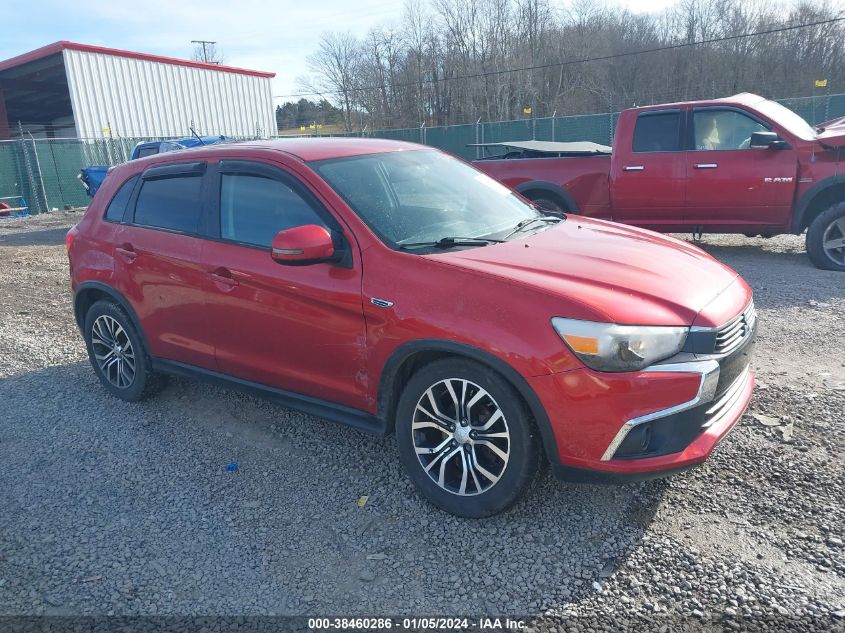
[693, 109, 768, 151]
[135, 146, 159, 159]
[632, 112, 682, 153]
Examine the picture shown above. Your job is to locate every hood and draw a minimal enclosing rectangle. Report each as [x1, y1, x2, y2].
[431, 217, 743, 327]
[816, 117, 845, 148]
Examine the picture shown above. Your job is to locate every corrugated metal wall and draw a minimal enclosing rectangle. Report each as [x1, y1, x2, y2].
[62, 49, 275, 139]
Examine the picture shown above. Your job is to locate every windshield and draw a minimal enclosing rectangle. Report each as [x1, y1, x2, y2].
[754, 99, 817, 140]
[314, 149, 544, 247]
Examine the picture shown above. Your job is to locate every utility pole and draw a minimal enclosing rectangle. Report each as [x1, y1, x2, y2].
[191, 40, 217, 64]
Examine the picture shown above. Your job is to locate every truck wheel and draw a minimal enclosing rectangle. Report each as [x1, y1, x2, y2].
[806, 202, 845, 271]
[523, 190, 568, 213]
[531, 197, 566, 213]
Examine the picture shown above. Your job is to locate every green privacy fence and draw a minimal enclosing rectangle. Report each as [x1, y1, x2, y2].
[2, 92, 844, 214]
[354, 92, 845, 160]
[0, 136, 186, 215]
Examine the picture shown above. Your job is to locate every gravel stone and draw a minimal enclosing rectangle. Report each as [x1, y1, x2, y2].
[0, 215, 844, 631]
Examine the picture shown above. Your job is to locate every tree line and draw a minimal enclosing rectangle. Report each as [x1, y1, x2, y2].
[285, 0, 845, 132]
[275, 99, 345, 131]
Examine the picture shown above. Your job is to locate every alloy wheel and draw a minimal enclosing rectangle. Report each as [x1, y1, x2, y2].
[822, 216, 845, 266]
[91, 315, 136, 389]
[412, 378, 510, 496]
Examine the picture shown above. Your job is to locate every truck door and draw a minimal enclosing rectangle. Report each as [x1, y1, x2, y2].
[685, 107, 798, 231]
[610, 109, 687, 231]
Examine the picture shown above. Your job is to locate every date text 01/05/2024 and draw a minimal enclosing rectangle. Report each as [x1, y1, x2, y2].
[307, 617, 527, 630]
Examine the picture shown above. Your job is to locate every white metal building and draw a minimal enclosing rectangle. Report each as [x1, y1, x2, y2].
[0, 41, 276, 139]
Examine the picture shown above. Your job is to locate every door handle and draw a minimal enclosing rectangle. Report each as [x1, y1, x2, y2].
[210, 268, 239, 290]
[115, 244, 137, 264]
[623, 165, 644, 171]
[694, 163, 718, 169]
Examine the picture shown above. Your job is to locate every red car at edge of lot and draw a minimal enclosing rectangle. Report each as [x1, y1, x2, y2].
[67, 138, 756, 517]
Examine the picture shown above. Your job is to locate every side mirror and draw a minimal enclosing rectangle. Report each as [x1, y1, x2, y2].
[750, 131, 789, 149]
[270, 224, 336, 265]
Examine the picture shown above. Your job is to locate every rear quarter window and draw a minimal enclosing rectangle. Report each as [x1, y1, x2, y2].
[103, 175, 139, 222]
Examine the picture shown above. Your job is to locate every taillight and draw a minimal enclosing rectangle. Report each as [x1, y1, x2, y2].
[66, 225, 79, 255]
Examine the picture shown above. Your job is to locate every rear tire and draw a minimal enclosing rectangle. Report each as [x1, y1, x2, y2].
[806, 202, 845, 271]
[530, 196, 566, 213]
[83, 300, 163, 401]
[395, 358, 540, 518]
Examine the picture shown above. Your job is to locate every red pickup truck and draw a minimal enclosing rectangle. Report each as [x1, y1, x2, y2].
[473, 93, 845, 271]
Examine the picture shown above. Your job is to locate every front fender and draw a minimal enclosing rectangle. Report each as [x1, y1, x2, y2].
[377, 339, 562, 465]
[792, 173, 845, 232]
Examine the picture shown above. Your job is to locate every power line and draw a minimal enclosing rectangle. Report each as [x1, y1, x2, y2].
[273, 15, 845, 100]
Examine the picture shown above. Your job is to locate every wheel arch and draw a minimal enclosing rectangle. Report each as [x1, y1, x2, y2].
[377, 340, 559, 464]
[515, 181, 578, 213]
[792, 174, 845, 233]
[74, 282, 150, 353]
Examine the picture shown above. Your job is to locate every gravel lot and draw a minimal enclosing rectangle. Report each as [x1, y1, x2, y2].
[0, 212, 843, 631]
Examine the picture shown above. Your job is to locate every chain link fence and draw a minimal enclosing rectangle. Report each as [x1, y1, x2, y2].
[2, 92, 844, 215]
[0, 136, 183, 214]
[354, 92, 845, 160]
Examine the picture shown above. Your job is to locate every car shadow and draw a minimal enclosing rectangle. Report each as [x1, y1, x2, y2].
[0, 227, 70, 247]
[0, 361, 666, 617]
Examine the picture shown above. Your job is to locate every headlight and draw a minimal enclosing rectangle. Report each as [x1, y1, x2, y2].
[551, 318, 688, 372]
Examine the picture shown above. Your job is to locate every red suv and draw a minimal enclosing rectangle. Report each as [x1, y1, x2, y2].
[67, 139, 756, 517]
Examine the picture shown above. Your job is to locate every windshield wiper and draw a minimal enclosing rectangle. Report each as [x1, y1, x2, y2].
[398, 236, 504, 250]
[503, 215, 561, 240]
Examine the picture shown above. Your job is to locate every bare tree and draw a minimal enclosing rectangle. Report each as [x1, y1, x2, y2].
[190, 41, 225, 65]
[296, 0, 845, 131]
[303, 33, 363, 132]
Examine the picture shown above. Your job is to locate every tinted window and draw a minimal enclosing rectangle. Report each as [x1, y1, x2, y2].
[693, 109, 768, 150]
[133, 175, 203, 233]
[632, 112, 681, 152]
[104, 175, 138, 222]
[135, 146, 159, 158]
[220, 173, 326, 248]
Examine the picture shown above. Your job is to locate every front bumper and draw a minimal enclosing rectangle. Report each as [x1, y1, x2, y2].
[530, 307, 756, 482]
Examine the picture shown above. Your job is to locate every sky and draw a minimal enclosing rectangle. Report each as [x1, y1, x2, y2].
[1, 0, 681, 104]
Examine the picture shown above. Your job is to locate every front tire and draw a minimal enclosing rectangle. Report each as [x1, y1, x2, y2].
[396, 358, 541, 517]
[806, 202, 845, 271]
[83, 300, 162, 401]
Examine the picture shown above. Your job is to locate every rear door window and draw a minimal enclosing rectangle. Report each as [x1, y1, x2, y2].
[632, 111, 682, 152]
[219, 173, 327, 248]
[133, 175, 203, 234]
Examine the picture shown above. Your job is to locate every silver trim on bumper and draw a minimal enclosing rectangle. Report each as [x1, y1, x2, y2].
[599, 360, 721, 462]
[701, 366, 750, 430]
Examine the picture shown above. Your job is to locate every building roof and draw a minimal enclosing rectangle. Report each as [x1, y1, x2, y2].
[0, 41, 275, 78]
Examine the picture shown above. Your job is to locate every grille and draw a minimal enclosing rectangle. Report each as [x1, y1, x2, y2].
[701, 367, 750, 429]
[714, 301, 756, 355]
